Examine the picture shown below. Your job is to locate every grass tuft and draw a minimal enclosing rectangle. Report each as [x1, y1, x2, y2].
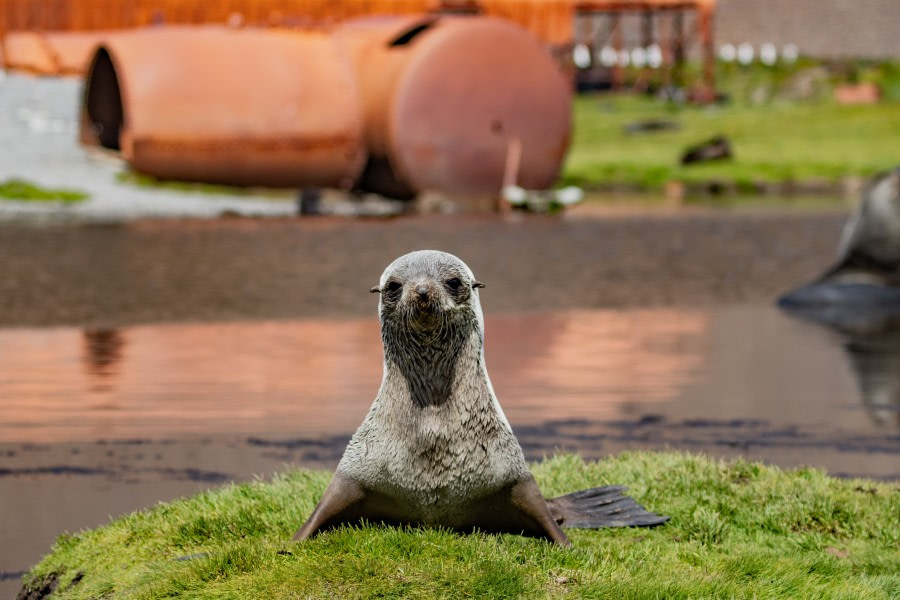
[19, 452, 900, 599]
[0, 178, 87, 202]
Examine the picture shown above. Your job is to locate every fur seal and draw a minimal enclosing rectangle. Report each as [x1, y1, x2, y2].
[778, 170, 900, 425]
[293, 250, 667, 546]
[779, 167, 900, 317]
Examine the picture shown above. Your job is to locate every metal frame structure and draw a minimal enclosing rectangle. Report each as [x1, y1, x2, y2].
[572, 1, 715, 97]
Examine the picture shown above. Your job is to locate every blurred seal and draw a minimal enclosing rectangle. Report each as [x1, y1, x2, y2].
[779, 167, 900, 329]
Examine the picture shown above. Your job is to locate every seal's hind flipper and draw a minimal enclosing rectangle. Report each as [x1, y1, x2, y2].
[547, 485, 669, 529]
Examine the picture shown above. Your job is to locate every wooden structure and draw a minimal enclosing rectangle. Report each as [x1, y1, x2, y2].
[571, 1, 716, 97]
[1, 0, 715, 93]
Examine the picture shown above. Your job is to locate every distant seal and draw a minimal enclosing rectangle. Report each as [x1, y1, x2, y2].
[293, 250, 666, 546]
[779, 167, 900, 318]
[777, 170, 900, 424]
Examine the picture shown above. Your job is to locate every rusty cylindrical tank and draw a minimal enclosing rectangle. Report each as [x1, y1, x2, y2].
[80, 26, 366, 188]
[336, 16, 572, 199]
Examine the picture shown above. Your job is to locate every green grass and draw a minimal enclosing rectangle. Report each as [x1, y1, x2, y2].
[0, 178, 87, 202]
[19, 452, 899, 599]
[563, 95, 900, 192]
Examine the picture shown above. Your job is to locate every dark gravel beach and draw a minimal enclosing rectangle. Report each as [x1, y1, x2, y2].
[0, 207, 847, 327]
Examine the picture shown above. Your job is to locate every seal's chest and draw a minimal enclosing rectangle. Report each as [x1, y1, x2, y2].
[383, 419, 509, 503]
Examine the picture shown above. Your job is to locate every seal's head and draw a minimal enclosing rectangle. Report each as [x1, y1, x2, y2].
[370, 251, 487, 408]
[371, 250, 485, 337]
[838, 168, 900, 268]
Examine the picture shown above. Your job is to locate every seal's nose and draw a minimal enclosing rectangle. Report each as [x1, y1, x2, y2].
[415, 284, 430, 301]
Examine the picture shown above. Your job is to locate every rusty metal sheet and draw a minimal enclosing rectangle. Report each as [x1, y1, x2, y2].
[3, 30, 106, 75]
[336, 16, 572, 198]
[3, 31, 60, 74]
[0, 0, 440, 33]
[81, 26, 366, 188]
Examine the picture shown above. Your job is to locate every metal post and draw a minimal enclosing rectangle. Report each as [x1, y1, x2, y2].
[698, 1, 716, 100]
[611, 12, 622, 89]
[672, 9, 685, 88]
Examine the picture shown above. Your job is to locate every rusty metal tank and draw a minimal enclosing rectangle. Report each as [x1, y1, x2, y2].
[336, 15, 572, 199]
[81, 26, 366, 188]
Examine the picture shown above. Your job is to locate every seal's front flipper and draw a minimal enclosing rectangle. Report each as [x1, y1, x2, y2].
[507, 476, 572, 547]
[292, 471, 366, 541]
[546, 486, 669, 529]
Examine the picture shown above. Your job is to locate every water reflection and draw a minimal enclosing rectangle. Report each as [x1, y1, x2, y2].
[0, 320, 384, 441]
[82, 328, 126, 392]
[848, 330, 900, 426]
[1, 307, 897, 465]
[780, 306, 900, 426]
[0, 310, 707, 442]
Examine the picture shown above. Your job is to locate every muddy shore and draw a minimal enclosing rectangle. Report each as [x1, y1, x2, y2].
[0, 207, 847, 328]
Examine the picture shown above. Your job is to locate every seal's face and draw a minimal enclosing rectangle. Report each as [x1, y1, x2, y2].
[372, 250, 485, 334]
[371, 250, 486, 407]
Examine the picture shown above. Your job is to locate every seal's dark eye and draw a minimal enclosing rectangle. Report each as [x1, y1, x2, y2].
[445, 278, 462, 291]
[384, 281, 402, 297]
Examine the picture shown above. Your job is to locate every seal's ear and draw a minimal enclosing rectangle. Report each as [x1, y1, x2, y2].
[472, 281, 485, 289]
[370, 286, 381, 294]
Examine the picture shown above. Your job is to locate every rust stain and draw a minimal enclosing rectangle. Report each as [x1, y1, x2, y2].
[133, 134, 363, 153]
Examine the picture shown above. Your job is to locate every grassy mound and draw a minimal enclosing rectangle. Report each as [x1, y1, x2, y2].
[19, 452, 899, 599]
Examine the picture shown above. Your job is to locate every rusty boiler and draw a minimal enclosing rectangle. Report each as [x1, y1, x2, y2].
[78, 17, 571, 198]
[337, 15, 572, 199]
[80, 26, 366, 188]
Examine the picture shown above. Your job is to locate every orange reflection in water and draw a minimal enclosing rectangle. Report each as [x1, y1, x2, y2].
[488, 310, 707, 420]
[0, 310, 708, 443]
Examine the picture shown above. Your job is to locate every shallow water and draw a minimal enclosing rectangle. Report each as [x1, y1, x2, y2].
[2, 305, 899, 591]
[2, 306, 897, 466]
[0, 310, 704, 442]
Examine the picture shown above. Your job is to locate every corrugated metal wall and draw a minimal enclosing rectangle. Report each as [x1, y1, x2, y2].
[0, 0, 437, 32]
[716, 0, 898, 60]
